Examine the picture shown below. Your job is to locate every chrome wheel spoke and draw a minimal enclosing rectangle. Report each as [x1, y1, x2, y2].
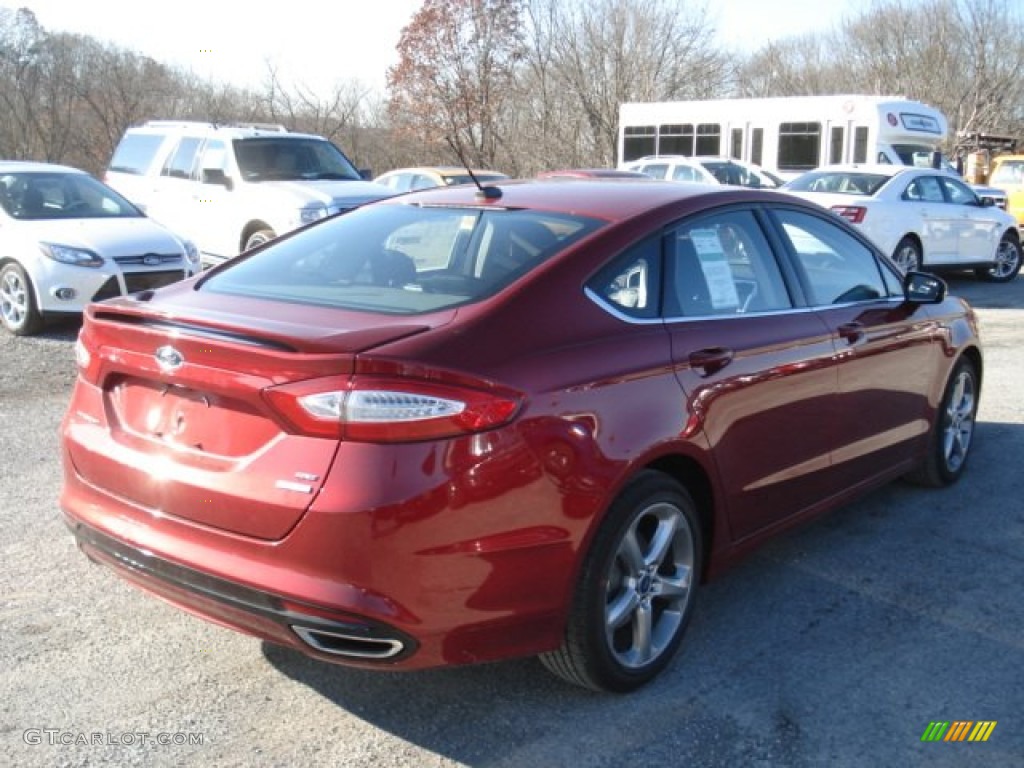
[606, 585, 641, 630]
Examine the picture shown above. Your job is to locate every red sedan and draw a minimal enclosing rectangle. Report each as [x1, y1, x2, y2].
[61, 178, 981, 692]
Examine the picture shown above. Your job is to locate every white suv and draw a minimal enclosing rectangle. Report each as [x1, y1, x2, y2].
[105, 121, 396, 265]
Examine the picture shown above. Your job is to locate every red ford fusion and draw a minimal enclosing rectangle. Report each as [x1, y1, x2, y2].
[61, 178, 982, 691]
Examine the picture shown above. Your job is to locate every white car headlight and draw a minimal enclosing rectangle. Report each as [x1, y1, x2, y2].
[299, 204, 328, 225]
[40, 243, 103, 268]
[182, 239, 201, 267]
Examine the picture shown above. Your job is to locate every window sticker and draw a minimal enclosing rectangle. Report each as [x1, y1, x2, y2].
[690, 229, 740, 309]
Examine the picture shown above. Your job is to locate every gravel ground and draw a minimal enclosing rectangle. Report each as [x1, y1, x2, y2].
[1, 276, 1022, 767]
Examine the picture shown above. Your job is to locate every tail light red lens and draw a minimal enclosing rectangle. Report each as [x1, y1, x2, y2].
[831, 205, 867, 224]
[264, 376, 521, 442]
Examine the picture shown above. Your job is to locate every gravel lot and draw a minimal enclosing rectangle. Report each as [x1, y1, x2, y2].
[2, 275, 1022, 767]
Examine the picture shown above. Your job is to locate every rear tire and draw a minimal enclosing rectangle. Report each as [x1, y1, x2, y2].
[905, 358, 978, 487]
[0, 261, 44, 336]
[540, 471, 702, 692]
[975, 232, 1021, 283]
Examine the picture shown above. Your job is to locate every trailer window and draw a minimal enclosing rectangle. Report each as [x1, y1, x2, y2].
[623, 125, 656, 162]
[853, 127, 869, 163]
[696, 124, 721, 155]
[830, 126, 844, 164]
[751, 129, 764, 166]
[659, 124, 693, 156]
[778, 122, 821, 172]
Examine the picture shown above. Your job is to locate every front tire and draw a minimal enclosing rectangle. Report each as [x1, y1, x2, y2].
[975, 232, 1021, 283]
[905, 358, 979, 487]
[892, 236, 922, 273]
[0, 261, 44, 336]
[540, 471, 702, 692]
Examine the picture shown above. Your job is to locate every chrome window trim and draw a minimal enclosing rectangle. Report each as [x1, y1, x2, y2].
[585, 285, 905, 325]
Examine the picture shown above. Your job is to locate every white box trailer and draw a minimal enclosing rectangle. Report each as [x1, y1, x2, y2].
[617, 94, 948, 178]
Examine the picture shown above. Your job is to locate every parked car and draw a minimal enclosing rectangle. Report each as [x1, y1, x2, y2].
[0, 161, 200, 336]
[105, 121, 395, 266]
[536, 168, 652, 179]
[62, 178, 982, 692]
[987, 154, 1024, 227]
[782, 164, 1021, 282]
[374, 166, 509, 192]
[621, 155, 784, 188]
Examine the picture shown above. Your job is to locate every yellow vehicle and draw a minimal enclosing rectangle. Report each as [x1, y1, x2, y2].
[989, 155, 1024, 227]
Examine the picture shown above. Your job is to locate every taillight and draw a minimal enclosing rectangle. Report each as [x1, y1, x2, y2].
[831, 205, 867, 224]
[74, 329, 101, 384]
[263, 376, 521, 442]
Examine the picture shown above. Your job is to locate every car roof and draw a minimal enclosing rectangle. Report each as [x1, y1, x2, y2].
[377, 177, 788, 222]
[0, 161, 87, 175]
[805, 164, 924, 177]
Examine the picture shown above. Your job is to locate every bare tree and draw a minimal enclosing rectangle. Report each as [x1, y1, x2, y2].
[518, 0, 731, 170]
[387, 0, 526, 169]
[734, 0, 1024, 145]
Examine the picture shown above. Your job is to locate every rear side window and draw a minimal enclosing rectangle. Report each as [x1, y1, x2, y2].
[202, 205, 604, 314]
[109, 133, 166, 175]
[666, 210, 792, 316]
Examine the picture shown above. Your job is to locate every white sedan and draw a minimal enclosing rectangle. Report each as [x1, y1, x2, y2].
[0, 162, 201, 335]
[782, 164, 1021, 282]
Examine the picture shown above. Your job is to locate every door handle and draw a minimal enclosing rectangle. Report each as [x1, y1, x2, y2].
[688, 347, 734, 376]
[838, 322, 865, 344]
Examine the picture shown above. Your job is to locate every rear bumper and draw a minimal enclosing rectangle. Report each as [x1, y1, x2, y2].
[66, 515, 417, 663]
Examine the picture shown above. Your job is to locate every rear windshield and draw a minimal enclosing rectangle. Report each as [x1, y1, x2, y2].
[785, 172, 889, 196]
[201, 203, 605, 314]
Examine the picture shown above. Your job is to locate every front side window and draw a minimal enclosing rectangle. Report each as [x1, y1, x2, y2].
[202, 205, 603, 314]
[773, 208, 892, 305]
[666, 209, 792, 317]
[937, 175, 979, 205]
[161, 137, 203, 179]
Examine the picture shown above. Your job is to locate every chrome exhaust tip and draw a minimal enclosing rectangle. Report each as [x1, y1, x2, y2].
[291, 625, 405, 659]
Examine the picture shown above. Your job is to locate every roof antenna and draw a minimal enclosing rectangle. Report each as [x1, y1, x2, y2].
[445, 135, 502, 200]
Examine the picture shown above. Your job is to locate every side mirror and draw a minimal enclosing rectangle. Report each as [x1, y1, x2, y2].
[359, 169, 373, 180]
[904, 270, 946, 304]
[201, 168, 233, 190]
[978, 197, 994, 207]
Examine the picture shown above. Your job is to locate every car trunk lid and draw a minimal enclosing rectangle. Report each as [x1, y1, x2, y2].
[66, 293, 441, 540]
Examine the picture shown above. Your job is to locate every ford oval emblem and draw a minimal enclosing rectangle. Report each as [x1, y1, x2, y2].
[143, 254, 161, 266]
[155, 345, 184, 372]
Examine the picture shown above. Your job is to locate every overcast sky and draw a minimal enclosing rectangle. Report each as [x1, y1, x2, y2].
[14, 0, 877, 97]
